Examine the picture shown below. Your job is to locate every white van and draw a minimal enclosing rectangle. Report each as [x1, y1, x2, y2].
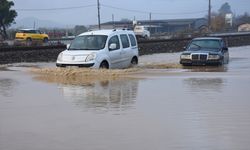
[134, 25, 150, 39]
[56, 29, 139, 69]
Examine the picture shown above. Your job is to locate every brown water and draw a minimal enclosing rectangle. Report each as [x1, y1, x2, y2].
[1, 46, 250, 150]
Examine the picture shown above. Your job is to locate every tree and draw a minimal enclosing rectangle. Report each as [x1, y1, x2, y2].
[237, 12, 250, 24]
[218, 2, 232, 16]
[74, 25, 87, 35]
[0, 0, 17, 39]
[210, 12, 226, 32]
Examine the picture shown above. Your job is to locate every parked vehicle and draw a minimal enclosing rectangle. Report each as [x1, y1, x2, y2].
[15, 29, 49, 44]
[56, 29, 139, 69]
[134, 25, 150, 39]
[180, 37, 229, 66]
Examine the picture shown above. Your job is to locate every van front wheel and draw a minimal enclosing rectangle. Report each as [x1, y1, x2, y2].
[131, 57, 138, 67]
[99, 61, 109, 69]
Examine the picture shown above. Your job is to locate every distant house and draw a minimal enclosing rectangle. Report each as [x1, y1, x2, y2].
[90, 18, 208, 34]
[238, 23, 250, 32]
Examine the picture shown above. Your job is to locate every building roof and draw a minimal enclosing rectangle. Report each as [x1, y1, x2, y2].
[102, 18, 207, 26]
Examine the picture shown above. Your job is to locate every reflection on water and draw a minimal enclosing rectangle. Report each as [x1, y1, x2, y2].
[0, 78, 18, 97]
[61, 79, 138, 114]
[183, 65, 228, 72]
[31, 67, 140, 113]
[184, 78, 225, 93]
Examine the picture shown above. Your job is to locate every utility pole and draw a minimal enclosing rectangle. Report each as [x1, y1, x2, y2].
[208, 0, 211, 31]
[112, 14, 115, 29]
[97, 0, 101, 29]
[149, 12, 152, 33]
[33, 21, 36, 29]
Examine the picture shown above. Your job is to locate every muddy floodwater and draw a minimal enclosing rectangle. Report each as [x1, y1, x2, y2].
[1, 46, 250, 150]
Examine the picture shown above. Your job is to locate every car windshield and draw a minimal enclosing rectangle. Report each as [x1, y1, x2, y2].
[69, 35, 108, 50]
[188, 39, 221, 50]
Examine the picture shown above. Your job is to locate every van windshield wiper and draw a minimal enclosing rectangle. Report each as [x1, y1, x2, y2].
[69, 48, 82, 50]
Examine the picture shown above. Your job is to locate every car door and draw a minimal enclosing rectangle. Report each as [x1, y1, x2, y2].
[29, 30, 38, 40]
[108, 35, 122, 68]
[120, 34, 131, 66]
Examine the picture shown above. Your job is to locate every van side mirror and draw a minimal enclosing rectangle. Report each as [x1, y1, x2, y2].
[109, 43, 117, 50]
[66, 44, 70, 49]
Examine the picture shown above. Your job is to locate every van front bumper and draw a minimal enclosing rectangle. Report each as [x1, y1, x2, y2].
[56, 63, 95, 68]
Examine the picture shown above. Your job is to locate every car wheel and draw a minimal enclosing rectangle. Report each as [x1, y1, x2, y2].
[100, 61, 109, 69]
[131, 57, 138, 67]
[26, 38, 32, 46]
[218, 59, 224, 66]
[43, 37, 48, 43]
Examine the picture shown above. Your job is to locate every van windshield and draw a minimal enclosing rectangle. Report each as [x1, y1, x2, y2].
[69, 35, 108, 50]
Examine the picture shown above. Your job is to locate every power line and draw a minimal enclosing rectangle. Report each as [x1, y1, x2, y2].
[101, 4, 207, 15]
[101, 4, 149, 14]
[15, 3, 207, 16]
[16, 4, 96, 11]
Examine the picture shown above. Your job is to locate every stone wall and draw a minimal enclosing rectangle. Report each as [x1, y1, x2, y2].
[0, 45, 65, 64]
[223, 35, 250, 47]
[1, 34, 250, 64]
[138, 38, 191, 55]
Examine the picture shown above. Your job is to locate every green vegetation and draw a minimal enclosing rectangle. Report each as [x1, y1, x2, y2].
[0, 0, 17, 39]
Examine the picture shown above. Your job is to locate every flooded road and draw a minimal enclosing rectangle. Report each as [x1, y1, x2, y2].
[1, 46, 250, 150]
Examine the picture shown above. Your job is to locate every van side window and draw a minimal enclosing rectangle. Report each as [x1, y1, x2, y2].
[108, 35, 120, 51]
[120, 34, 130, 48]
[128, 34, 136, 47]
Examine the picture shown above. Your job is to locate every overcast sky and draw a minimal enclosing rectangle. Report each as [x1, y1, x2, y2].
[11, 0, 250, 26]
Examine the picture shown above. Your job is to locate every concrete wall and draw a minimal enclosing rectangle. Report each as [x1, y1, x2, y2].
[1, 34, 250, 64]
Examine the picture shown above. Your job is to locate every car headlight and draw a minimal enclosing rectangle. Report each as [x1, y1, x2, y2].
[208, 54, 220, 60]
[57, 52, 63, 61]
[85, 53, 96, 62]
[180, 54, 191, 59]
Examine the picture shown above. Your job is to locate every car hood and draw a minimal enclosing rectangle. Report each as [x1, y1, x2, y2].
[183, 48, 221, 54]
[62, 50, 97, 56]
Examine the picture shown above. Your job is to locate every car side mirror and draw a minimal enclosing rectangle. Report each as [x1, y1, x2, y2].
[109, 43, 117, 50]
[66, 44, 70, 49]
[222, 47, 228, 51]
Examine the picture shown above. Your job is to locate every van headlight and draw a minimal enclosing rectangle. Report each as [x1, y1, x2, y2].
[57, 52, 63, 61]
[180, 54, 191, 59]
[208, 54, 220, 60]
[85, 53, 96, 62]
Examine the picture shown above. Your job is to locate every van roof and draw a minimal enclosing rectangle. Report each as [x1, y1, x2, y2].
[19, 29, 37, 31]
[78, 29, 134, 36]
